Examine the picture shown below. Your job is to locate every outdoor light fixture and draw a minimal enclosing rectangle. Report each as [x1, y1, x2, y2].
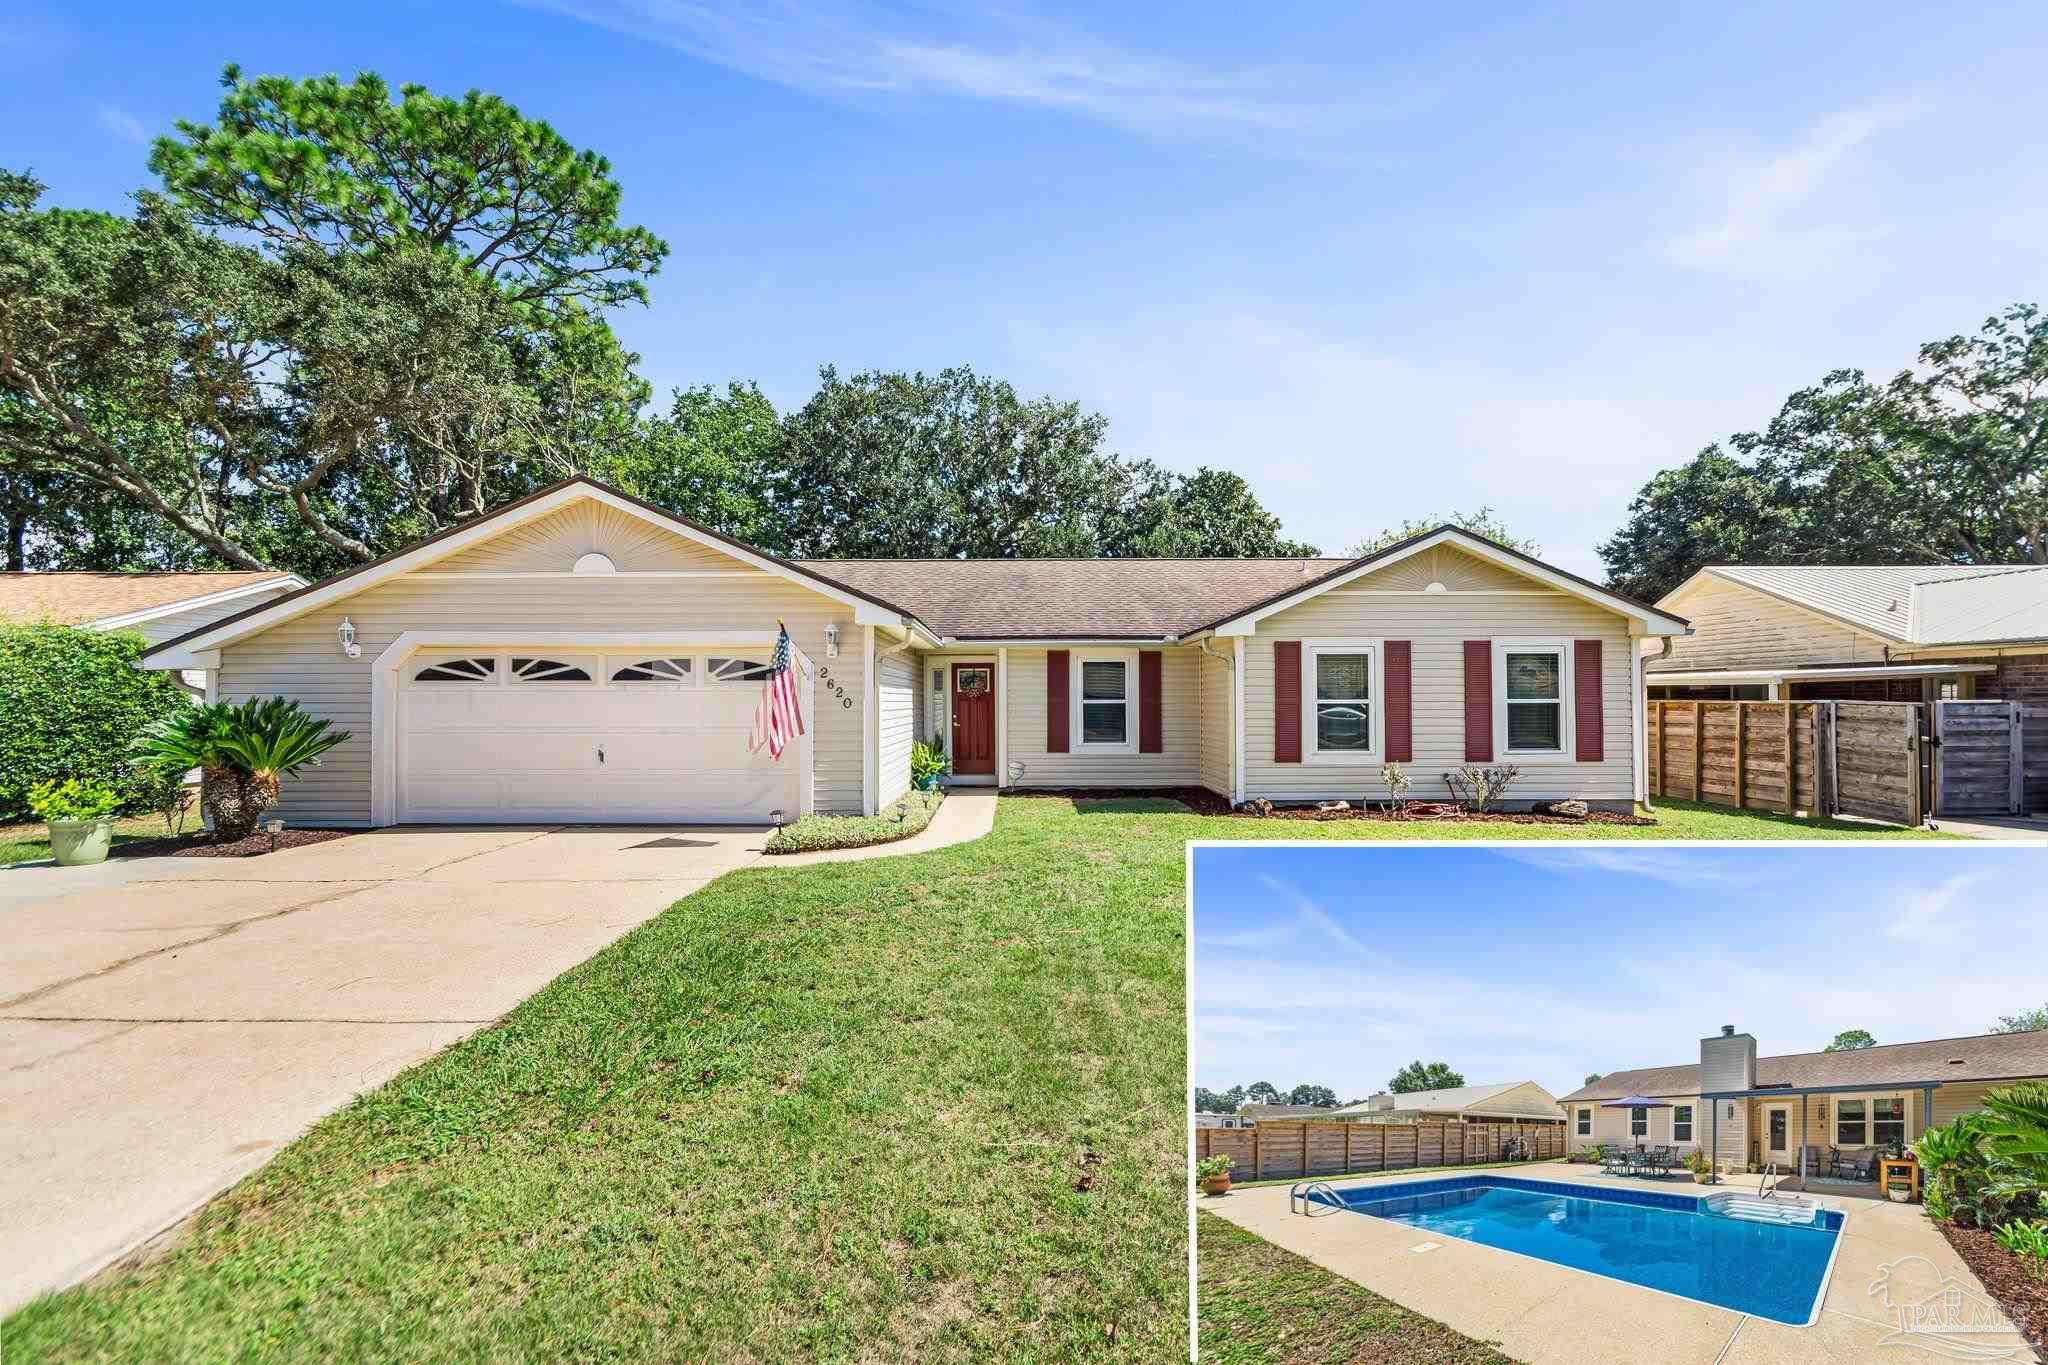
[823, 623, 840, 657]
[336, 616, 361, 659]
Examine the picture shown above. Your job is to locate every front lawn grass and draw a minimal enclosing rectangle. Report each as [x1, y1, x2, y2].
[5, 795, 1188, 1362]
[1198, 1211, 1514, 1365]
[0, 814, 171, 866]
[764, 788, 944, 853]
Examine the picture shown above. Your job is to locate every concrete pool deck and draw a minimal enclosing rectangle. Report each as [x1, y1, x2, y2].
[1199, 1161, 2039, 1364]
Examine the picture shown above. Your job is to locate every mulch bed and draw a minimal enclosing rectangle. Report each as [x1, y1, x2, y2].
[1002, 785, 1656, 826]
[1937, 1221, 2048, 1359]
[111, 828, 353, 859]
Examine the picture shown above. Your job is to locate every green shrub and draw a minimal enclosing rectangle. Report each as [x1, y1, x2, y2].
[763, 790, 943, 854]
[26, 778, 122, 822]
[133, 697, 350, 840]
[910, 740, 949, 789]
[1993, 1219, 2048, 1280]
[0, 624, 193, 821]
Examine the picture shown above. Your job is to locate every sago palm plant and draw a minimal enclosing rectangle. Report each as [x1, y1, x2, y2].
[1982, 1082, 2048, 1206]
[1914, 1114, 1991, 1224]
[134, 698, 349, 840]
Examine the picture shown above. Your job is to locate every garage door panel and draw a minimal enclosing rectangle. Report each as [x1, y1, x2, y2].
[398, 654, 802, 824]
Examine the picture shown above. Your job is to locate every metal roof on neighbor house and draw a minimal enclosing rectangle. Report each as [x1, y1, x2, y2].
[1558, 1029, 2048, 1104]
[1331, 1081, 1565, 1119]
[1689, 564, 2048, 647]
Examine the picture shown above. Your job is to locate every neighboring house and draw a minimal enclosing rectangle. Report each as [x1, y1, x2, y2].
[139, 476, 1689, 826]
[0, 570, 306, 690]
[1559, 1025, 2048, 1177]
[1329, 1081, 1566, 1125]
[1235, 1104, 1340, 1124]
[1192, 1114, 1249, 1130]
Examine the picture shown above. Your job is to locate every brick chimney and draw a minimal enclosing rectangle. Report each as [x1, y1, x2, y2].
[1699, 1024, 1756, 1092]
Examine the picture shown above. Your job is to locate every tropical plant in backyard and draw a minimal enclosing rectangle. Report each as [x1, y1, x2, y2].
[1980, 1082, 2048, 1204]
[133, 698, 348, 840]
[26, 779, 122, 824]
[1993, 1219, 2048, 1281]
[1915, 1114, 1994, 1224]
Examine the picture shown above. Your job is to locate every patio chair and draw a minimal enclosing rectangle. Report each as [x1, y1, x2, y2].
[1841, 1148, 1882, 1182]
[1600, 1145, 1631, 1177]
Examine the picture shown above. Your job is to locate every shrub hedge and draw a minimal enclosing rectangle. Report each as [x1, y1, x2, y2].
[763, 790, 944, 854]
[0, 624, 194, 821]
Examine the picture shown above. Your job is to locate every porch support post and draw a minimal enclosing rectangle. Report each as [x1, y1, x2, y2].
[1710, 1099, 1719, 1174]
[996, 647, 1008, 787]
[1800, 1099, 1807, 1185]
[1922, 1085, 1936, 1140]
[861, 625, 877, 816]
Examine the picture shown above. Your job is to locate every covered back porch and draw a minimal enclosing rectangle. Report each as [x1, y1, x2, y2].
[1702, 1079, 1944, 1199]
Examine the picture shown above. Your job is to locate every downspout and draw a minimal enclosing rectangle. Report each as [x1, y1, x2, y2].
[1637, 636, 1673, 810]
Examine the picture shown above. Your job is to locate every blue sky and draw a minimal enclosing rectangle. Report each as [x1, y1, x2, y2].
[7, 3, 2048, 571]
[1192, 845, 2048, 1102]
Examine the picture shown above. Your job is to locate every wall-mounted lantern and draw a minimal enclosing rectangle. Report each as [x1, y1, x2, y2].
[823, 623, 840, 657]
[337, 616, 361, 659]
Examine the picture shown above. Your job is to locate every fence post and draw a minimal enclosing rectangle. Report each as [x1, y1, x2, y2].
[1733, 703, 1746, 809]
[1692, 701, 1704, 801]
[1653, 701, 1664, 798]
[2012, 701, 2026, 815]
[1344, 1123, 1353, 1173]
[1906, 705, 1923, 826]
[1783, 702, 1795, 815]
[1252, 1128, 1262, 1181]
[1819, 703, 1838, 815]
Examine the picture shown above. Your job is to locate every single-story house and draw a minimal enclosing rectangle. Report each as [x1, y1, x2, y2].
[1235, 1103, 1341, 1125]
[1645, 564, 2048, 809]
[1328, 1081, 1566, 1126]
[1559, 1025, 2048, 1178]
[1, 570, 306, 690]
[138, 476, 1690, 826]
[1192, 1114, 1251, 1130]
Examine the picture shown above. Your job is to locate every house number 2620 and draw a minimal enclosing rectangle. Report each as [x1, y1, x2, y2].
[817, 665, 854, 709]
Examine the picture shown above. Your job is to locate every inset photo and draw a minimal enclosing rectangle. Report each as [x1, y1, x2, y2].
[1191, 844, 2048, 1365]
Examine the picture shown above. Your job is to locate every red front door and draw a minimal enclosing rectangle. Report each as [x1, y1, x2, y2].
[951, 663, 995, 775]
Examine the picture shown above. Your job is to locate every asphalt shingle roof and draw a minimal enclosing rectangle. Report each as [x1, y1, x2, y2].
[1558, 1030, 2048, 1103]
[795, 558, 1351, 639]
[0, 572, 293, 627]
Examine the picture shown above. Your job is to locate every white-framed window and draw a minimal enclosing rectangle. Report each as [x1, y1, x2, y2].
[1836, 1099, 1865, 1146]
[1630, 1105, 1648, 1137]
[1302, 639, 1383, 761]
[1072, 650, 1136, 752]
[510, 656, 593, 683]
[1872, 1097, 1906, 1149]
[1673, 1105, 1693, 1142]
[707, 655, 774, 684]
[1576, 1107, 1591, 1136]
[413, 656, 496, 683]
[610, 657, 694, 684]
[1494, 639, 1572, 757]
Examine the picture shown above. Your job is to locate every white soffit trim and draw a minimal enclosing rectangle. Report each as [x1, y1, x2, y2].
[1211, 529, 1690, 636]
[150, 483, 910, 658]
[87, 574, 307, 630]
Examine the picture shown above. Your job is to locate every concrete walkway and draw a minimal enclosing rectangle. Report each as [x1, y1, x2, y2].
[1201, 1162, 2037, 1364]
[1933, 813, 2048, 841]
[769, 788, 998, 865]
[0, 823, 769, 1315]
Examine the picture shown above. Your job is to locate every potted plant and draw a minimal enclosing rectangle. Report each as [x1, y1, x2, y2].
[910, 739, 949, 793]
[1684, 1149, 1716, 1184]
[133, 697, 349, 840]
[27, 779, 123, 866]
[1196, 1154, 1234, 1196]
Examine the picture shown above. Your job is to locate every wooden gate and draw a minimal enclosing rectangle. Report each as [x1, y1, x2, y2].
[1831, 701, 1923, 826]
[1934, 700, 2023, 815]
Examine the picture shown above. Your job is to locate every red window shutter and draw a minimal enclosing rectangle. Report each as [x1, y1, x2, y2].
[1139, 650, 1163, 754]
[1274, 641, 1302, 763]
[1575, 639, 1603, 762]
[1047, 650, 1070, 753]
[1384, 641, 1412, 762]
[1463, 640, 1493, 762]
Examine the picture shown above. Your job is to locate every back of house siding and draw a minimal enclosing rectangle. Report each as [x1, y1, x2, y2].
[212, 574, 870, 825]
[1240, 590, 1638, 805]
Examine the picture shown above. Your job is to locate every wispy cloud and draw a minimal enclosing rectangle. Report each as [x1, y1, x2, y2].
[1492, 847, 1752, 888]
[96, 104, 149, 145]
[1883, 871, 1980, 943]
[523, 1, 1373, 139]
[1663, 99, 1919, 274]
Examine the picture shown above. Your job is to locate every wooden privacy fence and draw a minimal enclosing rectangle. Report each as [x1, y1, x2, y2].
[1194, 1120, 1566, 1182]
[1934, 700, 2027, 815]
[1648, 700, 1924, 825]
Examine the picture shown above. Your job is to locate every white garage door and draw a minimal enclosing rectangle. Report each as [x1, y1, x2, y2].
[398, 650, 805, 824]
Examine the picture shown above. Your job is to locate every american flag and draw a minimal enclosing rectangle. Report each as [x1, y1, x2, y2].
[747, 623, 806, 759]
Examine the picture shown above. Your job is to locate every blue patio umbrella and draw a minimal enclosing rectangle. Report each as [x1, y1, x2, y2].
[1602, 1094, 1673, 1148]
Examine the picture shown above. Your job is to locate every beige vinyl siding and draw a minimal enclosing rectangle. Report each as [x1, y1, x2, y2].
[1241, 589, 1637, 804]
[1932, 1079, 2048, 1125]
[1471, 1081, 1567, 1122]
[119, 586, 298, 646]
[1572, 1095, 1723, 1161]
[877, 646, 914, 806]
[1652, 575, 1894, 673]
[1004, 645, 1202, 787]
[1197, 643, 1234, 799]
[214, 574, 866, 824]
[431, 500, 757, 573]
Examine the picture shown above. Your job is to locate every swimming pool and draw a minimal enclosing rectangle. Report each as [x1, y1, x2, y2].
[1309, 1175, 1844, 1325]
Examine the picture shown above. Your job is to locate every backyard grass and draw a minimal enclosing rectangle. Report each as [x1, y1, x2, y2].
[0, 814, 171, 866]
[764, 788, 944, 853]
[1198, 1211, 1515, 1365]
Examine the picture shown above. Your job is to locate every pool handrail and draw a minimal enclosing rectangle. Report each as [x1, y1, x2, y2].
[1289, 1179, 1343, 1216]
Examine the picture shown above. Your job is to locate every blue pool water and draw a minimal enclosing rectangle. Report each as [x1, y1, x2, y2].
[1318, 1176, 1844, 1325]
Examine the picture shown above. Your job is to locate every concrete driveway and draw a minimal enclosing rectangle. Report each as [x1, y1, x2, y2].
[0, 825, 767, 1314]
